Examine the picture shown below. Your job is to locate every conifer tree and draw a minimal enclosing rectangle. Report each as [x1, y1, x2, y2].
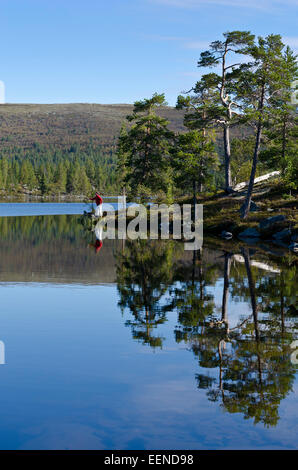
[238, 35, 297, 217]
[119, 93, 174, 201]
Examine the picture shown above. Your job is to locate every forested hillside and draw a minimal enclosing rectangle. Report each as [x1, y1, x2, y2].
[0, 102, 251, 197]
[0, 103, 186, 151]
[0, 103, 185, 196]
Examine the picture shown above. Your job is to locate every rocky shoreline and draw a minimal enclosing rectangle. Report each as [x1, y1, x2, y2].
[220, 214, 298, 253]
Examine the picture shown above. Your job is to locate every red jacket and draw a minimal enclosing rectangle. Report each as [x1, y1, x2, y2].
[89, 239, 103, 253]
[94, 239, 103, 253]
[90, 193, 103, 206]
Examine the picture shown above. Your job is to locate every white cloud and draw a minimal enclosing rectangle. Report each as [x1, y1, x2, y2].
[184, 40, 211, 49]
[150, 0, 298, 10]
[143, 34, 191, 42]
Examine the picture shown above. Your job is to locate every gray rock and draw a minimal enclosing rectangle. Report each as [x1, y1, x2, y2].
[259, 215, 286, 231]
[272, 229, 291, 240]
[289, 242, 298, 252]
[250, 201, 259, 212]
[238, 228, 260, 239]
[221, 231, 233, 239]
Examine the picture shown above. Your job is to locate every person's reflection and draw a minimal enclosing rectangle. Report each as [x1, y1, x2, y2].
[89, 225, 103, 254]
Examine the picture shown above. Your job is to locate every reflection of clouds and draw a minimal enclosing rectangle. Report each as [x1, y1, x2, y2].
[20, 423, 106, 450]
[1, 250, 297, 450]
[18, 356, 298, 450]
[19, 376, 298, 450]
[122, 379, 298, 449]
[6, 340, 298, 450]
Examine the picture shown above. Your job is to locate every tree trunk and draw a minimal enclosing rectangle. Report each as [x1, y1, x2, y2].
[241, 84, 265, 219]
[242, 248, 263, 387]
[191, 180, 197, 221]
[281, 116, 286, 161]
[193, 180, 197, 208]
[223, 125, 232, 193]
[222, 253, 232, 328]
[242, 248, 259, 342]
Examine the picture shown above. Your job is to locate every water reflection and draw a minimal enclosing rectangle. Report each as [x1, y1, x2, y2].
[115, 238, 298, 427]
[0, 215, 119, 283]
[116, 240, 178, 348]
[89, 225, 103, 254]
[0, 213, 297, 440]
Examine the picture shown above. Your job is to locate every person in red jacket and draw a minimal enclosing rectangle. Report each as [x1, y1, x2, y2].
[90, 192, 103, 217]
[92, 238, 103, 254]
[89, 225, 103, 254]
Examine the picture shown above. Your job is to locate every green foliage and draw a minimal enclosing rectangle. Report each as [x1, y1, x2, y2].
[117, 93, 174, 201]
[172, 130, 218, 194]
[237, 34, 298, 217]
[0, 32, 297, 198]
[0, 144, 118, 196]
[231, 137, 265, 184]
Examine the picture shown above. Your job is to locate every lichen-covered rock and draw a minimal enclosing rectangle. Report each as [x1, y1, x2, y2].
[238, 228, 260, 238]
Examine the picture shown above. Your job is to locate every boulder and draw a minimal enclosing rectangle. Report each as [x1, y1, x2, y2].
[289, 242, 298, 253]
[272, 229, 291, 241]
[259, 215, 286, 231]
[221, 231, 233, 239]
[238, 227, 260, 239]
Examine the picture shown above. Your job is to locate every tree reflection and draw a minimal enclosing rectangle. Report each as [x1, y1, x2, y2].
[171, 249, 218, 343]
[190, 248, 297, 427]
[115, 236, 298, 427]
[116, 239, 179, 348]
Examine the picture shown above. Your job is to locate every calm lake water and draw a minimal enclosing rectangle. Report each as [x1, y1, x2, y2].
[0, 205, 297, 450]
[0, 201, 120, 217]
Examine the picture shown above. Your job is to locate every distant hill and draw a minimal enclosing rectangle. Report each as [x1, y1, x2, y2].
[0, 103, 253, 196]
[0, 103, 186, 153]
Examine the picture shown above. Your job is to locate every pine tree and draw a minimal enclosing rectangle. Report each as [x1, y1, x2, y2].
[238, 35, 297, 218]
[116, 122, 130, 193]
[54, 162, 67, 193]
[196, 31, 255, 193]
[172, 130, 218, 200]
[119, 93, 174, 201]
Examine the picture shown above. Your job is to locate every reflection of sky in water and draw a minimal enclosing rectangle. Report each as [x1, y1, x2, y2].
[0, 282, 296, 450]
[0, 202, 114, 217]
[0, 201, 137, 217]
[0, 209, 297, 450]
[211, 282, 252, 328]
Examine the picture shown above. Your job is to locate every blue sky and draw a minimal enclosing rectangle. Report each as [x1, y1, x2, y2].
[1, 0, 297, 105]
